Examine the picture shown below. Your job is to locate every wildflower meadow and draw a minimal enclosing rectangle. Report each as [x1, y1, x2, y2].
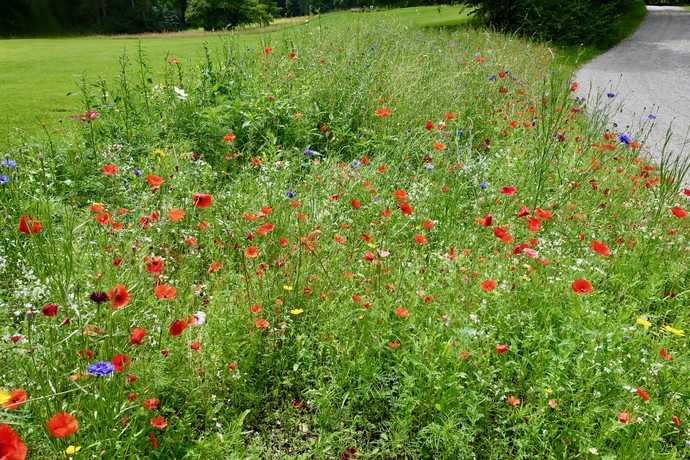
[1, 6, 689, 459]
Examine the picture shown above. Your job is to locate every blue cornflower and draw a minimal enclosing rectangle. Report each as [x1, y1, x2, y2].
[425, 163, 434, 172]
[303, 146, 315, 158]
[618, 133, 632, 145]
[647, 114, 657, 121]
[350, 159, 361, 169]
[456, 128, 464, 138]
[0, 175, 8, 185]
[479, 182, 489, 190]
[87, 361, 114, 376]
[488, 75, 497, 81]
[286, 190, 295, 199]
[606, 92, 616, 98]
[133, 168, 142, 177]
[1, 158, 16, 169]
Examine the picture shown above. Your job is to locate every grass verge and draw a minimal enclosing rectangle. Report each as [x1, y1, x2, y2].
[1, 5, 689, 459]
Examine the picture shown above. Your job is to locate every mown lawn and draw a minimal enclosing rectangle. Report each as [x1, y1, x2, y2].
[1, 5, 689, 460]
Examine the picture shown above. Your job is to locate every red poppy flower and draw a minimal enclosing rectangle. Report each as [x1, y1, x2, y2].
[112, 354, 131, 372]
[223, 133, 236, 142]
[256, 222, 275, 236]
[208, 260, 222, 273]
[527, 217, 541, 232]
[0, 423, 27, 460]
[244, 246, 259, 259]
[144, 256, 164, 274]
[495, 344, 509, 354]
[102, 163, 118, 175]
[146, 175, 164, 189]
[476, 214, 492, 227]
[590, 240, 610, 257]
[150, 416, 167, 430]
[154, 284, 176, 300]
[167, 208, 185, 222]
[41, 303, 58, 317]
[190, 341, 201, 351]
[571, 278, 592, 294]
[672, 415, 681, 427]
[192, 193, 213, 208]
[506, 395, 520, 407]
[432, 142, 446, 151]
[169, 319, 187, 337]
[636, 387, 650, 401]
[617, 411, 629, 424]
[2, 390, 27, 411]
[108, 284, 130, 309]
[534, 208, 553, 220]
[143, 398, 160, 410]
[424, 120, 434, 130]
[500, 186, 517, 196]
[480, 279, 497, 292]
[516, 206, 529, 217]
[414, 234, 427, 245]
[422, 219, 434, 230]
[659, 348, 673, 361]
[671, 206, 687, 218]
[394, 307, 409, 318]
[350, 198, 361, 209]
[46, 412, 78, 438]
[398, 202, 413, 215]
[363, 251, 375, 262]
[254, 318, 269, 329]
[18, 215, 42, 235]
[374, 107, 391, 118]
[288, 51, 297, 60]
[130, 327, 146, 345]
[493, 227, 513, 244]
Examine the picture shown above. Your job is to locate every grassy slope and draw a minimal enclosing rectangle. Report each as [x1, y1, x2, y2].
[0, 7, 469, 143]
[2, 5, 688, 459]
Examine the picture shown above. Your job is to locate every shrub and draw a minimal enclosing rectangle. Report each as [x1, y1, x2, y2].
[463, 0, 640, 46]
[185, 0, 277, 30]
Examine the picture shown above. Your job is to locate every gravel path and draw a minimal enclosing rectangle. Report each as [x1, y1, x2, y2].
[575, 6, 690, 175]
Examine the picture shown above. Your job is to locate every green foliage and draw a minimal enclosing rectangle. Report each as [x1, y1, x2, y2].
[185, 0, 277, 29]
[463, 0, 644, 46]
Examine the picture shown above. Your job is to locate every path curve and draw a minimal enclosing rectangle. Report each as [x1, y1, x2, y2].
[576, 6, 690, 173]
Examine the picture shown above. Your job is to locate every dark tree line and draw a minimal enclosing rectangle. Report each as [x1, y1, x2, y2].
[0, 0, 448, 35]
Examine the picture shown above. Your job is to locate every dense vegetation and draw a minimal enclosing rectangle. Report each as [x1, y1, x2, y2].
[464, 0, 647, 46]
[1, 5, 689, 460]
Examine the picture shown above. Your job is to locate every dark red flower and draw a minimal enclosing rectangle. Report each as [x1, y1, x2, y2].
[169, 319, 187, 337]
[41, 303, 58, 317]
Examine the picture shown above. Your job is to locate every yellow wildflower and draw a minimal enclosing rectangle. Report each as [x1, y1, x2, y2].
[65, 445, 81, 455]
[662, 325, 685, 337]
[636, 316, 651, 329]
[282, 285, 293, 291]
[0, 389, 10, 406]
[290, 308, 304, 316]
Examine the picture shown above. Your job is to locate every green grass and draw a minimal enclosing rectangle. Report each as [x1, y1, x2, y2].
[0, 7, 470, 144]
[2, 5, 689, 460]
